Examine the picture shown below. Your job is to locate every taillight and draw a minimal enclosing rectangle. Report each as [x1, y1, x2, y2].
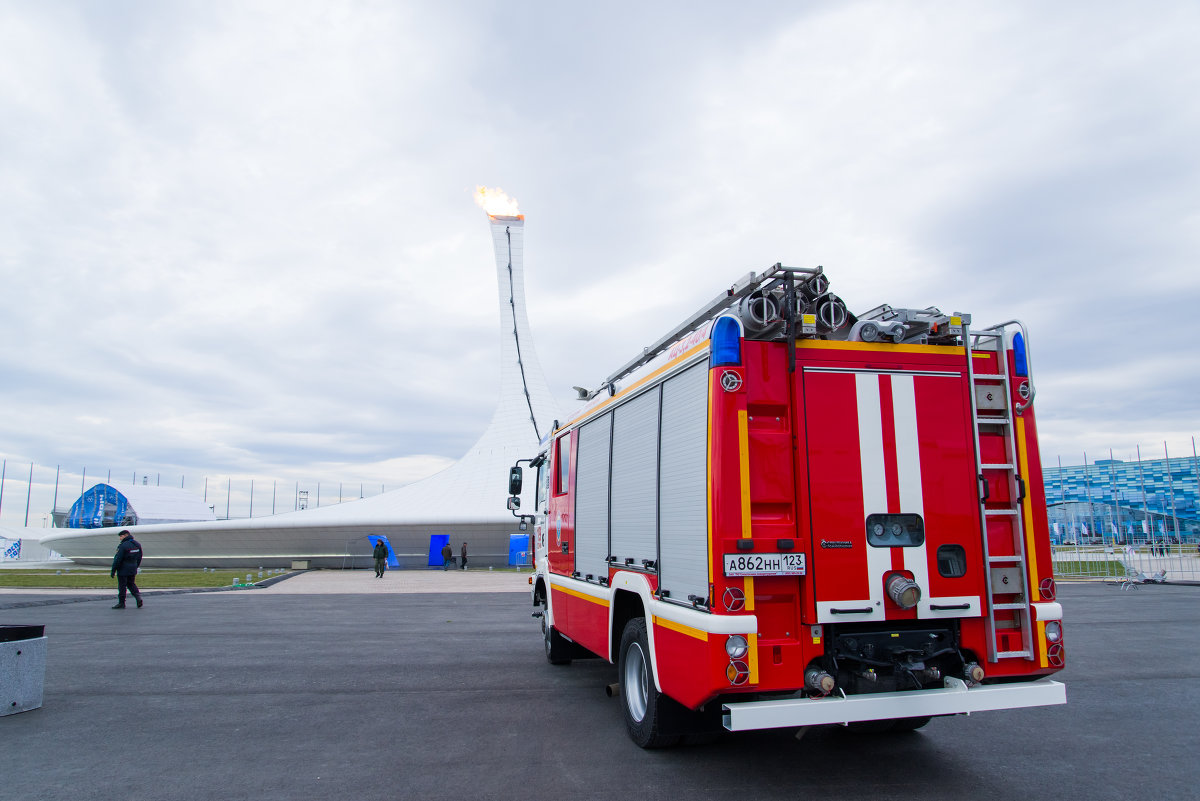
[722, 587, 746, 612]
[1045, 621, 1063, 644]
[726, 661, 750, 685]
[1039, 577, 1057, 600]
[1047, 643, 1065, 667]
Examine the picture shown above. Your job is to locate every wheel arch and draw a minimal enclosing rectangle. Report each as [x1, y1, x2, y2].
[532, 575, 548, 606]
[608, 571, 661, 689]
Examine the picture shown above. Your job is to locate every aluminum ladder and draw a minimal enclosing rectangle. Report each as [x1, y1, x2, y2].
[965, 322, 1035, 661]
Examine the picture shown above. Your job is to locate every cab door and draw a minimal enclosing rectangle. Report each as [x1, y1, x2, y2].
[546, 430, 576, 576]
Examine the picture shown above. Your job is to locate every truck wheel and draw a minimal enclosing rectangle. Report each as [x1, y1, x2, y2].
[542, 615, 572, 666]
[618, 617, 679, 748]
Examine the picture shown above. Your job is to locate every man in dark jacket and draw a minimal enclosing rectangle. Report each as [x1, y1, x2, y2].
[441, 541, 453, 571]
[460, 541, 468, 571]
[110, 529, 144, 609]
[372, 539, 389, 578]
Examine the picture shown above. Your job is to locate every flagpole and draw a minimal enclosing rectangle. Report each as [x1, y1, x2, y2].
[24, 461, 34, 526]
[1165, 441, 1179, 546]
[1109, 449, 1121, 544]
[1082, 451, 1096, 545]
[52, 465, 60, 526]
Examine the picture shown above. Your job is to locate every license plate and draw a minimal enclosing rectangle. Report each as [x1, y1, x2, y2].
[724, 552, 806, 577]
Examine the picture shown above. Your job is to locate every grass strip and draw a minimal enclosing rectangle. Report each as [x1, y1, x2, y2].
[1051, 560, 1130, 577]
[0, 570, 277, 589]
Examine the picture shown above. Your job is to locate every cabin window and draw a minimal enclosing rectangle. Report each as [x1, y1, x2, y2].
[937, 545, 968, 578]
[536, 457, 550, 510]
[555, 435, 570, 495]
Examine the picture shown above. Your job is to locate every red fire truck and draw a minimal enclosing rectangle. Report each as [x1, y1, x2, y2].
[507, 264, 1065, 747]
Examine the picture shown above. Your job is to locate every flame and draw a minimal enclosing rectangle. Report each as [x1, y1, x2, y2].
[473, 186, 522, 218]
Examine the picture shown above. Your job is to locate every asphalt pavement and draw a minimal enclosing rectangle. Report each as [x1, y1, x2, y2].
[2, 574, 1198, 801]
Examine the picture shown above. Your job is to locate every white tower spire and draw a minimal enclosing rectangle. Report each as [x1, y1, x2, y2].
[472, 214, 558, 453]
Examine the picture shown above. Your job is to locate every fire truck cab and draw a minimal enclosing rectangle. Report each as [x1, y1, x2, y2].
[509, 264, 1065, 747]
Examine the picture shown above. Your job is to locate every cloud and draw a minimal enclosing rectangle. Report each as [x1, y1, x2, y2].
[2, 1, 1199, 523]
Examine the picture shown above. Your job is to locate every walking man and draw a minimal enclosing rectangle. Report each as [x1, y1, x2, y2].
[441, 541, 453, 571]
[372, 538, 389, 578]
[460, 541, 469, 570]
[110, 529, 144, 609]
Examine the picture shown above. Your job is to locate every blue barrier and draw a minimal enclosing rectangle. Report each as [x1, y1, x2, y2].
[508, 534, 530, 566]
[428, 534, 451, 567]
[367, 534, 399, 568]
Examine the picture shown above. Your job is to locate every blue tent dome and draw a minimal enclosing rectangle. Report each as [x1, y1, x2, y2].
[66, 483, 216, 529]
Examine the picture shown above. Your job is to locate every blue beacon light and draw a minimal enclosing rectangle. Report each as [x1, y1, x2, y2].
[710, 316, 742, 367]
[1012, 332, 1029, 377]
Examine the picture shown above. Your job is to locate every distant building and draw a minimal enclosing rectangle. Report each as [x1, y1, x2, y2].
[1042, 456, 1200, 543]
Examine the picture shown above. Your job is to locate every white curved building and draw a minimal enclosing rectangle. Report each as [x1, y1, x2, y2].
[42, 211, 560, 569]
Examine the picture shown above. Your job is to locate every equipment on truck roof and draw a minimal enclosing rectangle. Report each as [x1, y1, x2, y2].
[574, 264, 971, 401]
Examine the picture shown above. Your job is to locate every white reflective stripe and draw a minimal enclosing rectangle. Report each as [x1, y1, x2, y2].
[892, 376, 930, 598]
[805, 367, 958, 377]
[649, 601, 757, 636]
[856, 374, 889, 612]
[921, 596, 982, 618]
[552, 570, 758, 640]
[817, 600, 881, 622]
[1033, 601, 1063, 621]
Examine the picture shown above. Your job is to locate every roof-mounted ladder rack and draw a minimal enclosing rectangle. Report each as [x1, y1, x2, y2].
[574, 264, 823, 401]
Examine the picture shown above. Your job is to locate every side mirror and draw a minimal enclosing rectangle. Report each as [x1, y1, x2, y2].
[507, 496, 521, 511]
[508, 466, 524, 495]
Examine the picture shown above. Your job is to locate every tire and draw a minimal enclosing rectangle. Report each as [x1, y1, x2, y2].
[892, 716, 932, 731]
[542, 614, 573, 666]
[618, 617, 679, 748]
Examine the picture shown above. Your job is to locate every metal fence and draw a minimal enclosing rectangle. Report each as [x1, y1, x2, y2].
[1051, 543, 1200, 583]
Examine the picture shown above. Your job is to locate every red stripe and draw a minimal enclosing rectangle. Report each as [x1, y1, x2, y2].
[878, 376, 906, 572]
[879, 376, 901, 514]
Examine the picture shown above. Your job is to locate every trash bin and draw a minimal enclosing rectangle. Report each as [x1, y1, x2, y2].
[1, 624, 46, 716]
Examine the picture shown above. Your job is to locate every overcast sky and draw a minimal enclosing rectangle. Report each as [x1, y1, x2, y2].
[2, 1, 1198, 526]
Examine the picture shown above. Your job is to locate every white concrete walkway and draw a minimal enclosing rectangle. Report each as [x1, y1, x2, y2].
[255, 568, 531, 594]
[0, 568, 533, 596]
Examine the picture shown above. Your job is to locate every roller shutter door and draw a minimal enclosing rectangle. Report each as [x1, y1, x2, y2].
[610, 389, 660, 564]
[658, 363, 709, 602]
[574, 413, 612, 580]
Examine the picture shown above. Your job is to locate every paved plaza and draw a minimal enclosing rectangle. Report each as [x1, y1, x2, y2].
[2, 574, 1198, 801]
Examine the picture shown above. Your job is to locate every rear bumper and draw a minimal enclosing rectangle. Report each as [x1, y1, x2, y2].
[721, 677, 1066, 731]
